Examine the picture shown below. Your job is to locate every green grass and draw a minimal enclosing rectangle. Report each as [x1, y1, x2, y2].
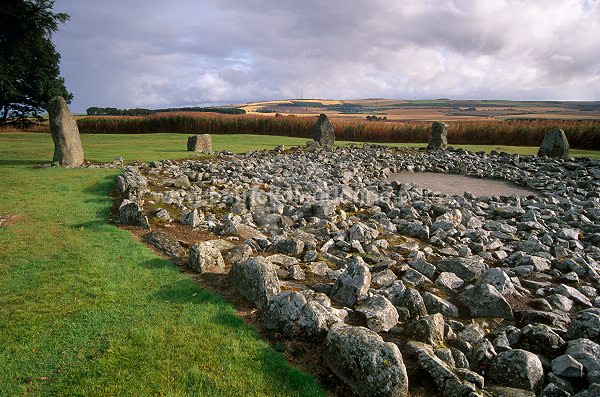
[2, 133, 597, 164]
[1, 132, 598, 396]
[0, 132, 325, 396]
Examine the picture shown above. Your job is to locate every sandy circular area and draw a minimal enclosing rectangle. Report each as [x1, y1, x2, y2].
[387, 172, 538, 197]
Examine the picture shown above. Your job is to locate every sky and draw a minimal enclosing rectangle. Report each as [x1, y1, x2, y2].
[54, 0, 600, 113]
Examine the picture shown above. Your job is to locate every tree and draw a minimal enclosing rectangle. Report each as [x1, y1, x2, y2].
[0, 0, 72, 126]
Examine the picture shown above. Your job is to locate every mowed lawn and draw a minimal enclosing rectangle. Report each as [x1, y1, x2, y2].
[0, 133, 324, 397]
[1, 132, 599, 396]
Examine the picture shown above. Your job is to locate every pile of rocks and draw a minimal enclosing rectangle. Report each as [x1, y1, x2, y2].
[114, 144, 600, 397]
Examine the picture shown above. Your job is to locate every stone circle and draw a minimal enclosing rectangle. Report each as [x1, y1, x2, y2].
[114, 144, 600, 396]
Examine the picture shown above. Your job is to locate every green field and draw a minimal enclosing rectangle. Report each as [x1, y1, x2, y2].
[2, 133, 598, 163]
[1, 132, 598, 396]
[0, 133, 325, 396]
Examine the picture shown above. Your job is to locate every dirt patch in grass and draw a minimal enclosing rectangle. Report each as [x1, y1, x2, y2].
[0, 214, 22, 227]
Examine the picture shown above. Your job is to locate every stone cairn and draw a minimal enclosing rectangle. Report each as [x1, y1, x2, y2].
[313, 114, 335, 147]
[427, 121, 448, 150]
[114, 146, 600, 397]
[538, 128, 570, 158]
[47, 96, 84, 167]
[187, 134, 212, 154]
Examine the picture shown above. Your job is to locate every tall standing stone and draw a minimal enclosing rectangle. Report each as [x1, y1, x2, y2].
[47, 97, 84, 167]
[313, 114, 335, 147]
[187, 134, 212, 153]
[427, 121, 448, 150]
[538, 128, 569, 158]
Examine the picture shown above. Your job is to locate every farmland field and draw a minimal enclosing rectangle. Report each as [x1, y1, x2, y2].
[2, 98, 600, 150]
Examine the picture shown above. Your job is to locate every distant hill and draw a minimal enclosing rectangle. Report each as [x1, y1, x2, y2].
[231, 98, 600, 121]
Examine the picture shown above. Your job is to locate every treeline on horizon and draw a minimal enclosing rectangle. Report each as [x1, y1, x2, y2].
[85, 106, 246, 116]
[76, 113, 600, 150]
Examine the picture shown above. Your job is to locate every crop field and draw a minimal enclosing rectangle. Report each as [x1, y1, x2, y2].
[3, 98, 600, 150]
[72, 115, 600, 149]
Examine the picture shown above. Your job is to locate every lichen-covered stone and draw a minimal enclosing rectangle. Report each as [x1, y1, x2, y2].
[187, 134, 212, 153]
[427, 121, 448, 150]
[48, 96, 84, 167]
[330, 256, 371, 307]
[189, 241, 225, 273]
[114, 199, 149, 228]
[324, 323, 409, 397]
[229, 257, 280, 310]
[537, 128, 569, 158]
[313, 114, 335, 147]
[487, 349, 544, 391]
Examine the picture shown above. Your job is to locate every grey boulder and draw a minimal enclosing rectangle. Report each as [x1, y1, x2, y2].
[187, 134, 212, 153]
[551, 354, 584, 378]
[566, 308, 600, 342]
[564, 338, 600, 375]
[356, 294, 399, 332]
[330, 256, 371, 307]
[437, 256, 486, 282]
[264, 290, 343, 339]
[459, 284, 513, 319]
[115, 199, 149, 228]
[324, 323, 409, 397]
[189, 241, 225, 273]
[406, 313, 445, 346]
[229, 257, 280, 310]
[487, 349, 544, 392]
[144, 231, 186, 259]
[427, 121, 448, 150]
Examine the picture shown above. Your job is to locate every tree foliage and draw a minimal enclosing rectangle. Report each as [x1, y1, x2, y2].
[0, 0, 72, 126]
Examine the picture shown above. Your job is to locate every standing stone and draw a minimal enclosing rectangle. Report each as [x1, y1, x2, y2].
[537, 128, 569, 158]
[313, 114, 335, 147]
[47, 97, 84, 167]
[187, 134, 212, 153]
[427, 121, 448, 150]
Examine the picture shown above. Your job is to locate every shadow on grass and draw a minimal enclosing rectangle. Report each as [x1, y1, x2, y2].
[69, 219, 110, 231]
[61, 171, 325, 395]
[153, 278, 325, 397]
[151, 278, 227, 306]
[0, 159, 46, 166]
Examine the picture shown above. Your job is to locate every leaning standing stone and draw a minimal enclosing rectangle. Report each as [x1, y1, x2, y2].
[427, 121, 448, 150]
[187, 134, 212, 153]
[313, 114, 335, 147]
[47, 96, 84, 167]
[537, 128, 569, 158]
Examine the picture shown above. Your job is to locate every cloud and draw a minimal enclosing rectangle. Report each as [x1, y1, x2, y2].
[53, 0, 600, 112]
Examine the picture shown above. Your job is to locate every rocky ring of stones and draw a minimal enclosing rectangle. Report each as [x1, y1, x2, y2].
[113, 144, 600, 397]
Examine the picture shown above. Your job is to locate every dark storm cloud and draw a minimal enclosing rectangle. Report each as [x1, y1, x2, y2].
[53, 0, 600, 112]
